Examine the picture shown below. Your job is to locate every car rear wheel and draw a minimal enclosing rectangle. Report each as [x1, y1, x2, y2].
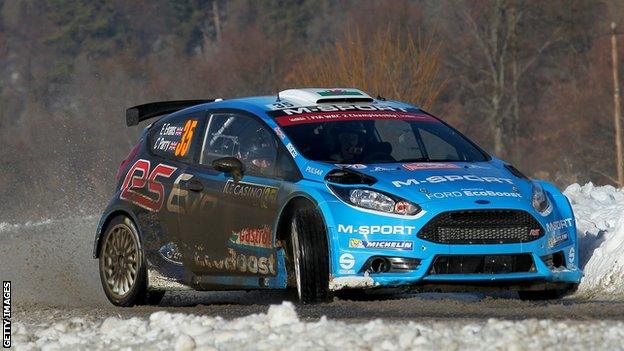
[98, 215, 163, 306]
[290, 208, 330, 303]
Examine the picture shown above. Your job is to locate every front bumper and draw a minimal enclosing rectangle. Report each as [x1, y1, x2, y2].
[319, 194, 583, 291]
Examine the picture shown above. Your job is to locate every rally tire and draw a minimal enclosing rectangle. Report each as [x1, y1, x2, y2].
[291, 208, 330, 304]
[98, 215, 151, 307]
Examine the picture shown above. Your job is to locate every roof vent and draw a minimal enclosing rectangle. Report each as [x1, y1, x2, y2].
[279, 88, 374, 105]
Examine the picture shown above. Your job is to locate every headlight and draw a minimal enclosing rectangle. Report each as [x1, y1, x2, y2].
[531, 183, 551, 214]
[329, 185, 421, 216]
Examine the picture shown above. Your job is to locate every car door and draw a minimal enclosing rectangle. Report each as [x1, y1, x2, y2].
[135, 111, 206, 262]
[177, 111, 287, 278]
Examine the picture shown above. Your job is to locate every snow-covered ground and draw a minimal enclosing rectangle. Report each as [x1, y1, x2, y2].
[564, 183, 624, 297]
[11, 301, 624, 351]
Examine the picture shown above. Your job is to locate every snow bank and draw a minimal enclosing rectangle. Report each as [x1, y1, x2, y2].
[12, 301, 624, 350]
[565, 182, 624, 297]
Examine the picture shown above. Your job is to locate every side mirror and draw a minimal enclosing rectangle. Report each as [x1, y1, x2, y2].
[212, 157, 245, 182]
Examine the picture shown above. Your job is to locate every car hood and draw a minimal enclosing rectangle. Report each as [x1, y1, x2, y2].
[331, 161, 532, 206]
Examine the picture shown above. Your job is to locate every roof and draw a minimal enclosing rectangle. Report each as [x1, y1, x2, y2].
[154, 88, 418, 124]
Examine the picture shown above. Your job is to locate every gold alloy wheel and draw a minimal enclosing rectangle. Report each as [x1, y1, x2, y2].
[101, 223, 140, 298]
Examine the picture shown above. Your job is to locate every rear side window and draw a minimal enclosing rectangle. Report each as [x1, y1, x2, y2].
[149, 114, 202, 161]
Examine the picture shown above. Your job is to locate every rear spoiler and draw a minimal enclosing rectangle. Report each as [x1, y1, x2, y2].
[125, 100, 215, 126]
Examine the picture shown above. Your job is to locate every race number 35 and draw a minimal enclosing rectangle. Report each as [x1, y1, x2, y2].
[120, 159, 177, 211]
[175, 119, 198, 157]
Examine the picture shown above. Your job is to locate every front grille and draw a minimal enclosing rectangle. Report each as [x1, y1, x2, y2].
[429, 254, 535, 274]
[417, 210, 543, 244]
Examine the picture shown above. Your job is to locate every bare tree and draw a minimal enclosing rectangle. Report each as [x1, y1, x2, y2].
[455, 0, 556, 159]
[287, 26, 445, 109]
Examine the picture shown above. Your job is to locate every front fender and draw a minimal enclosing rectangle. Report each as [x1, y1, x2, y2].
[536, 180, 579, 269]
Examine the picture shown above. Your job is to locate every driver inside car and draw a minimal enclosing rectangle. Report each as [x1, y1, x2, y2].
[241, 128, 275, 174]
[328, 122, 370, 163]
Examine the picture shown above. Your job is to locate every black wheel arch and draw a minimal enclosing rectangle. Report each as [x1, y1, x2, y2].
[275, 194, 325, 246]
[93, 208, 142, 258]
[274, 194, 333, 288]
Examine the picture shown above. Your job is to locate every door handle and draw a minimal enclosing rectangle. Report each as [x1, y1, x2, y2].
[180, 179, 204, 192]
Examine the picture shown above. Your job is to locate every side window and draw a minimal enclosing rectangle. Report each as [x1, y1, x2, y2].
[200, 113, 278, 177]
[149, 114, 201, 161]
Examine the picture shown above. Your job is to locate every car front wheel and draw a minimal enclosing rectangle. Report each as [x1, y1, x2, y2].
[290, 208, 330, 303]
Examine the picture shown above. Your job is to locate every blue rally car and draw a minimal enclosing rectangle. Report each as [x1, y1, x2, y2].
[94, 88, 581, 306]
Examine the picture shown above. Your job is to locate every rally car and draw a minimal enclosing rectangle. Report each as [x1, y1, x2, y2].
[94, 88, 582, 306]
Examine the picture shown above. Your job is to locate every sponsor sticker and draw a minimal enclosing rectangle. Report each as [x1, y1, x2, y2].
[402, 162, 461, 171]
[339, 253, 356, 274]
[423, 189, 522, 200]
[338, 224, 416, 235]
[546, 218, 573, 233]
[392, 175, 515, 188]
[547, 232, 569, 248]
[305, 166, 323, 176]
[229, 225, 272, 249]
[286, 143, 299, 158]
[120, 159, 177, 212]
[273, 126, 286, 139]
[465, 164, 491, 170]
[223, 180, 278, 208]
[167, 173, 219, 214]
[317, 89, 363, 96]
[271, 108, 435, 126]
[372, 166, 399, 171]
[349, 238, 413, 250]
[336, 164, 367, 170]
[195, 248, 276, 275]
[546, 217, 573, 248]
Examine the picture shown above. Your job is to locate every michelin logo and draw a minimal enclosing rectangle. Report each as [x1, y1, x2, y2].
[349, 238, 413, 250]
[338, 224, 416, 235]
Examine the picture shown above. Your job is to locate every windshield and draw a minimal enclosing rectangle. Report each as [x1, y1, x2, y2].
[278, 112, 488, 164]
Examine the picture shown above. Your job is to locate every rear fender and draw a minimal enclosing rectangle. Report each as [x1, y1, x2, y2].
[93, 202, 141, 258]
